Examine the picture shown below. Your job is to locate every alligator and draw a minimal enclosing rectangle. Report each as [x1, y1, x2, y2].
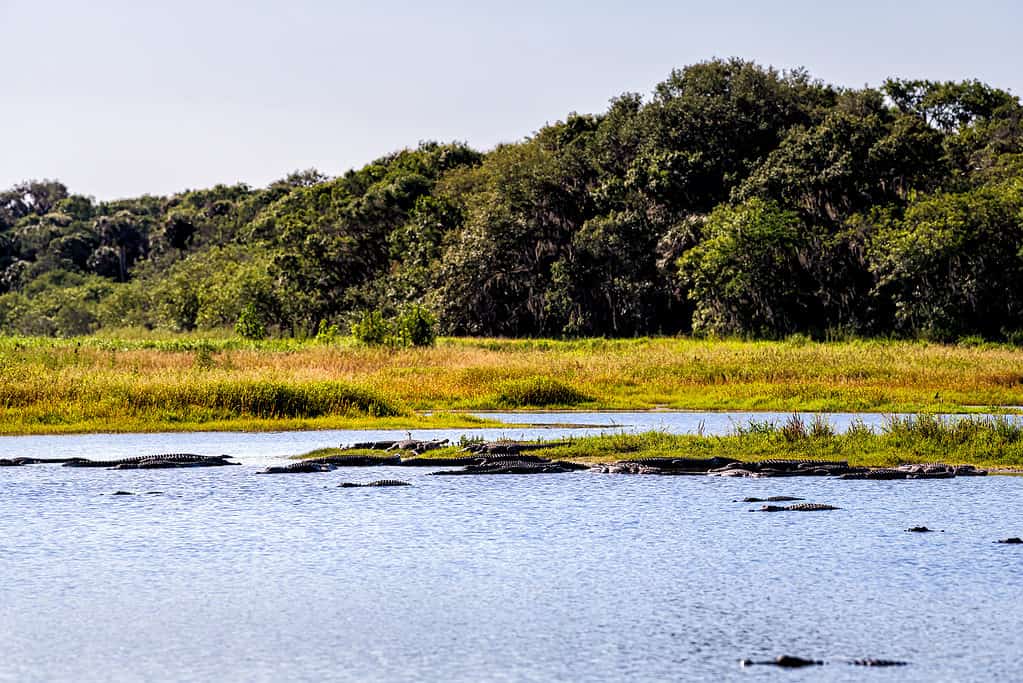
[740, 656, 823, 668]
[706, 460, 864, 478]
[594, 457, 739, 475]
[740, 656, 907, 668]
[906, 526, 943, 532]
[302, 454, 402, 467]
[738, 496, 805, 502]
[471, 453, 552, 464]
[10, 457, 82, 465]
[753, 503, 841, 512]
[386, 438, 449, 455]
[64, 454, 237, 468]
[898, 462, 988, 476]
[839, 469, 909, 480]
[996, 537, 1023, 544]
[339, 480, 411, 487]
[432, 460, 577, 475]
[460, 441, 571, 457]
[399, 456, 482, 467]
[340, 440, 398, 451]
[590, 462, 664, 475]
[723, 459, 847, 472]
[258, 462, 335, 474]
[111, 455, 235, 469]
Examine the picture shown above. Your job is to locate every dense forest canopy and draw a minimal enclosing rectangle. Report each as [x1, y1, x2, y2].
[3, 58, 1023, 341]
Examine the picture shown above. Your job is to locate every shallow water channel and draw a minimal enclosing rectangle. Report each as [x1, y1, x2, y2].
[2, 412, 1022, 682]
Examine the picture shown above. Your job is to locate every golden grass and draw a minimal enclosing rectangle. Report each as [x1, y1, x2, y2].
[3, 334, 1023, 433]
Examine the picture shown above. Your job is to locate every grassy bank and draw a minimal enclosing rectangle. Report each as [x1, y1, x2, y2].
[530, 414, 1023, 469]
[296, 415, 1023, 470]
[3, 333, 1023, 433]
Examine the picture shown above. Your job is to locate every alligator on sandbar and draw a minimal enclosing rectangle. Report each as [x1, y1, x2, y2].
[258, 462, 335, 474]
[387, 438, 449, 455]
[752, 503, 841, 512]
[337, 438, 450, 456]
[432, 460, 580, 475]
[303, 454, 402, 467]
[339, 480, 411, 487]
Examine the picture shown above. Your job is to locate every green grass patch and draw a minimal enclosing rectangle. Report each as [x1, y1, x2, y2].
[494, 376, 591, 407]
[533, 414, 1023, 469]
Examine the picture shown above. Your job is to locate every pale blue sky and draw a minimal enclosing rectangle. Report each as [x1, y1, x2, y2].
[3, 0, 1020, 199]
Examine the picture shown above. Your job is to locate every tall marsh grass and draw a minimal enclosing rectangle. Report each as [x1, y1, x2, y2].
[5, 333, 1023, 433]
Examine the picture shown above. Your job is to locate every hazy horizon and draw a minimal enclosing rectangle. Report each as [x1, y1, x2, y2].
[4, 0, 1022, 200]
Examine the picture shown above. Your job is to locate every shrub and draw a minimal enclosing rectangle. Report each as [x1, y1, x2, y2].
[235, 303, 267, 340]
[495, 376, 590, 407]
[394, 305, 437, 347]
[350, 310, 393, 346]
[351, 306, 438, 348]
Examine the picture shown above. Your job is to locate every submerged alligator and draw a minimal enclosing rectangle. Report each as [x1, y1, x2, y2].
[752, 503, 841, 512]
[737, 496, 804, 502]
[741, 655, 908, 668]
[339, 480, 411, 487]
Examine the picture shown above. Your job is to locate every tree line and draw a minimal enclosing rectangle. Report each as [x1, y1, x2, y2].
[3, 58, 1022, 341]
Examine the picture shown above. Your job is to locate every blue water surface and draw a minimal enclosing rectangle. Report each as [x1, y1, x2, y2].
[1, 413, 1021, 682]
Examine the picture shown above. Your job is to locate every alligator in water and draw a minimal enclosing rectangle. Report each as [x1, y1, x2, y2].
[838, 469, 910, 480]
[737, 496, 805, 502]
[6, 457, 83, 465]
[740, 656, 823, 668]
[258, 462, 335, 474]
[752, 503, 841, 512]
[339, 480, 411, 487]
[906, 526, 943, 532]
[62, 454, 238, 469]
[996, 537, 1023, 544]
[741, 655, 907, 668]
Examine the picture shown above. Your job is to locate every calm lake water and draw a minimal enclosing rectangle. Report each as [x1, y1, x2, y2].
[2, 412, 1022, 682]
